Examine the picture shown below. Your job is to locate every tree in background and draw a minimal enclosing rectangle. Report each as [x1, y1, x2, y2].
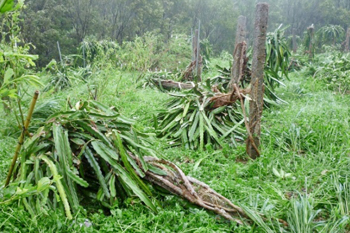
[19, 0, 350, 67]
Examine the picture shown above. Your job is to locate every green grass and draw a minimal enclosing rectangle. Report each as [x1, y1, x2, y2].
[1, 60, 350, 232]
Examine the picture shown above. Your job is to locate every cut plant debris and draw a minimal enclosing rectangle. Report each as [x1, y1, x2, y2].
[2, 100, 260, 224]
[152, 27, 291, 151]
[156, 84, 247, 150]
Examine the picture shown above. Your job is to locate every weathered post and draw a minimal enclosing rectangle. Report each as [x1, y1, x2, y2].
[229, 16, 247, 90]
[192, 29, 197, 62]
[196, 21, 202, 80]
[230, 42, 246, 86]
[246, 3, 269, 159]
[307, 24, 314, 59]
[234, 16, 247, 49]
[183, 25, 202, 82]
[292, 28, 297, 53]
[345, 27, 350, 52]
[192, 28, 202, 81]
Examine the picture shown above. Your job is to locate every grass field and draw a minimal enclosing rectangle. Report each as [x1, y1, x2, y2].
[1, 58, 350, 232]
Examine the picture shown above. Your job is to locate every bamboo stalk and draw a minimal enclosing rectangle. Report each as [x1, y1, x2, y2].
[5, 90, 39, 186]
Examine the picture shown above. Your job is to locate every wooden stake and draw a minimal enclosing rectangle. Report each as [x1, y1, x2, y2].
[5, 91, 39, 186]
[246, 3, 269, 159]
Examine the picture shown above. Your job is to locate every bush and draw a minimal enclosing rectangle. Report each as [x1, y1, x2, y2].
[120, 33, 191, 71]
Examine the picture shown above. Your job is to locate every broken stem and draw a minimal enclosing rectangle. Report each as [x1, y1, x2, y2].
[5, 91, 39, 186]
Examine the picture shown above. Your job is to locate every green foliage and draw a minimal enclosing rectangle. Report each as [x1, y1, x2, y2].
[79, 33, 191, 72]
[287, 194, 323, 233]
[332, 174, 350, 216]
[302, 27, 315, 58]
[156, 85, 245, 150]
[264, 25, 291, 103]
[79, 38, 120, 68]
[207, 26, 291, 105]
[121, 33, 163, 71]
[0, 1, 42, 120]
[200, 38, 212, 70]
[1, 100, 158, 219]
[42, 57, 91, 92]
[154, 26, 292, 151]
[316, 24, 345, 46]
[1, 55, 350, 231]
[20, 0, 77, 67]
[308, 51, 350, 93]
[17, 0, 350, 69]
[120, 33, 190, 71]
[0, 0, 16, 13]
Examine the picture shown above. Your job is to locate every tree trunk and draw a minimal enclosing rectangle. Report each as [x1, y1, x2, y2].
[246, 3, 269, 159]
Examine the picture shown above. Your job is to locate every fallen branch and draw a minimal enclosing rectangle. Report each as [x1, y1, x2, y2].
[137, 156, 246, 224]
[140, 156, 288, 226]
[152, 79, 195, 90]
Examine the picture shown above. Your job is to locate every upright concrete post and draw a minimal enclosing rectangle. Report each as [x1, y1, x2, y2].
[196, 20, 202, 80]
[292, 28, 297, 53]
[192, 29, 198, 62]
[229, 16, 247, 90]
[307, 24, 314, 59]
[345, 28, 350, 52]
[235, 16, 247, 49]
[191, 28, 202, 82]
[246, 3, 269, 159]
